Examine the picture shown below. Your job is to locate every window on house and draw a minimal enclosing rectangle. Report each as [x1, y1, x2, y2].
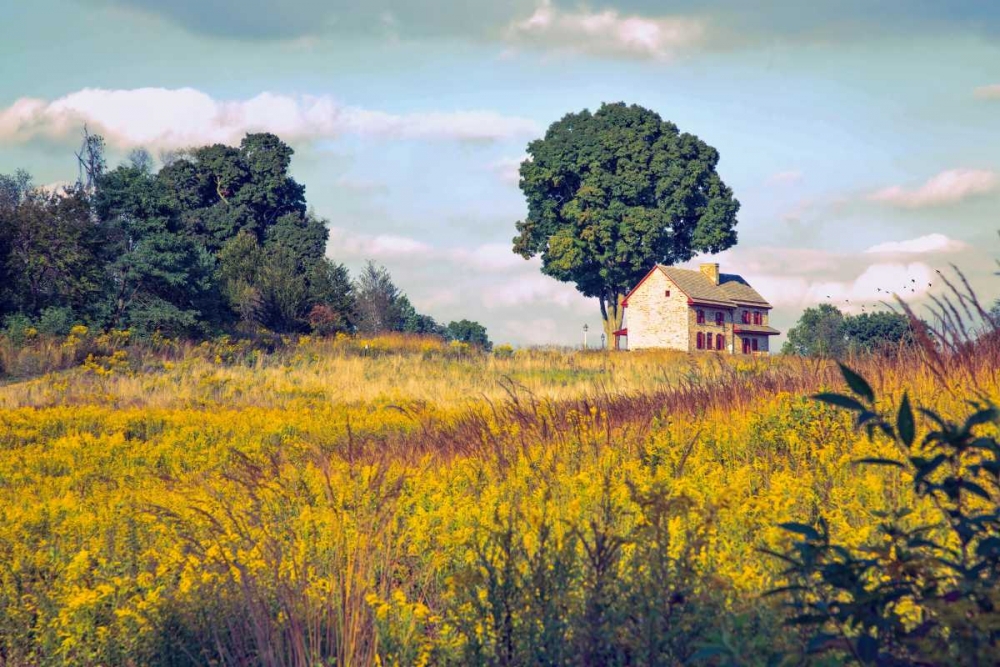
[696, 332, 704, 349]
[696, 309, 705, 324]
[715, 312, 724, 326]
[742, 338, 750, 354]
[717, 334, 724, 351]
[751, 338, 759, 352]
[742, 311, 750, 324]
[706, 333, 713, 349]
[664, 290, 670, 297]
[753, 311, 761, 325]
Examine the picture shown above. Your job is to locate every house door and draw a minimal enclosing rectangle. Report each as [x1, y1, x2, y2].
[742, 338, 751, 355]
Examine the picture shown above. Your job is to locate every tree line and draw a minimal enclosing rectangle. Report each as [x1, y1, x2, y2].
[0, 131, 491, 350]
[781, 303, 919, 357]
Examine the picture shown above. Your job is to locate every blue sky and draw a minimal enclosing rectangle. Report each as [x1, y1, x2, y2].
[2, 0, 999, 345]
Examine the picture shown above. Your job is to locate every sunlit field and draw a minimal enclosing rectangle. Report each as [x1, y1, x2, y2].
[0, 330, 997, 665]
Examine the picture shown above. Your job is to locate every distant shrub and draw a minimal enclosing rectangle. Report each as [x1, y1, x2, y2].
[37, 306, 75, 336]
[2, 313, 34, 345]
[493, 343, 514, 359]
[307, 303, 350, 336]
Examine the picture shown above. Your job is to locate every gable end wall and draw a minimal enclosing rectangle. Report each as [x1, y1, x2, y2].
[626, 270, 689, 351]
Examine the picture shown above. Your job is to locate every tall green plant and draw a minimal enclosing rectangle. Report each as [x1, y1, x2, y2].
[766, 363, 1000, 665]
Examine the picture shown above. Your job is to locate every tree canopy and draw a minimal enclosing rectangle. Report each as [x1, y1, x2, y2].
[0, 131, 489, 346]
[513, 102, 740, 340]
[782, 305, 917, 357]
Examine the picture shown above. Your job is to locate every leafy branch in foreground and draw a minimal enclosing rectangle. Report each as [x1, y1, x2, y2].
[767, 363, 1000, 665]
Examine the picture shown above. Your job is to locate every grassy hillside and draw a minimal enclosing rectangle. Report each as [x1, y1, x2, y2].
[0, 331, 996, 665]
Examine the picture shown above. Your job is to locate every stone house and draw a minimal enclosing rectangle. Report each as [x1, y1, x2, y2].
[614, 263, 779, 354]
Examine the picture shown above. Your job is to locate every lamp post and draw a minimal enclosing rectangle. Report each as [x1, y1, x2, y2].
[601, 332, 606, 350]
[583, 323, 589, 350]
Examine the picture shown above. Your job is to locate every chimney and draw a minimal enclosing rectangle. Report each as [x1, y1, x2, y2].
[700, 262, 720, 286]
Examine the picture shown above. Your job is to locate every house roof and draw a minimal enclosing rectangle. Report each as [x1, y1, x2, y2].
[658, 267, 772, 308]
[734, 324, 781, 335]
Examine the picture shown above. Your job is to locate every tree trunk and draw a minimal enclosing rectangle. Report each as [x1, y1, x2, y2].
[599, 291, 625, 349]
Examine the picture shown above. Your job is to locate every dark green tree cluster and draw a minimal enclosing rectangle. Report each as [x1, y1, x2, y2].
[782, 304, 917, 357]
[1, 134, 347, 336]
[0, 132, 490, 347]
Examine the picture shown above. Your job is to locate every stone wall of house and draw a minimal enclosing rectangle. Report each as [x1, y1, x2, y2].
[688, 305, 734, 353]
[734, 333, 771, 355]
[626, 269, 690, 351]
[734, 306, 772, 356]
[735, 306, 770, 326]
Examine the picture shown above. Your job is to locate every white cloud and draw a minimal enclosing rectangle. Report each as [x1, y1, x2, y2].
[974, 84, 1000, 100]
[331, 230, 534, 274]
[490, 154, 528, 185]
[506, 1, 705, 61]
[330, 229, 434, 259]
[0, 87, 541, 149]
[500, 317, 562, 346]
[869, 169, 999, 208]
[864, 233, 968, 255]
[482, 273, 588, 309]
[767, 170, 802, 186]
[449, 243, 533, 271]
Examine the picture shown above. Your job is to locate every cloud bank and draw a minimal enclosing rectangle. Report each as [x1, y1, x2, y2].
[869, 169, 998, 208]
[89, 0, 1000, 55]
[505, 1, 705, 61]
[700, 236, 974, 315]
[864, 233, 967, 255]
[0, 88, 542, 150]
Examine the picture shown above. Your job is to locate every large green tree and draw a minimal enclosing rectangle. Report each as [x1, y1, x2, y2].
[842, 311, 915, 354]
[354, 261, 406, 334]
[512, 102, 740, 341]
[157, 133, 309, 255]
[781, 304, 847, 358]
[446, 319, 492, 351]
[0, 171, 34, 318]
[95, 164, 220, 335]
[1, 187, 104, 319]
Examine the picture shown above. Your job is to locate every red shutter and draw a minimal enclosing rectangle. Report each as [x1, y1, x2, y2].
[717, 334, 724, 350]
[706, 333, 713, 349]
[696, 332, 704, 349]
[697, 309, 705, 324]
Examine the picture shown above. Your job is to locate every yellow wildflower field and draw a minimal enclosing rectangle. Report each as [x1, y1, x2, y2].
[0, 333, 994, 665]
